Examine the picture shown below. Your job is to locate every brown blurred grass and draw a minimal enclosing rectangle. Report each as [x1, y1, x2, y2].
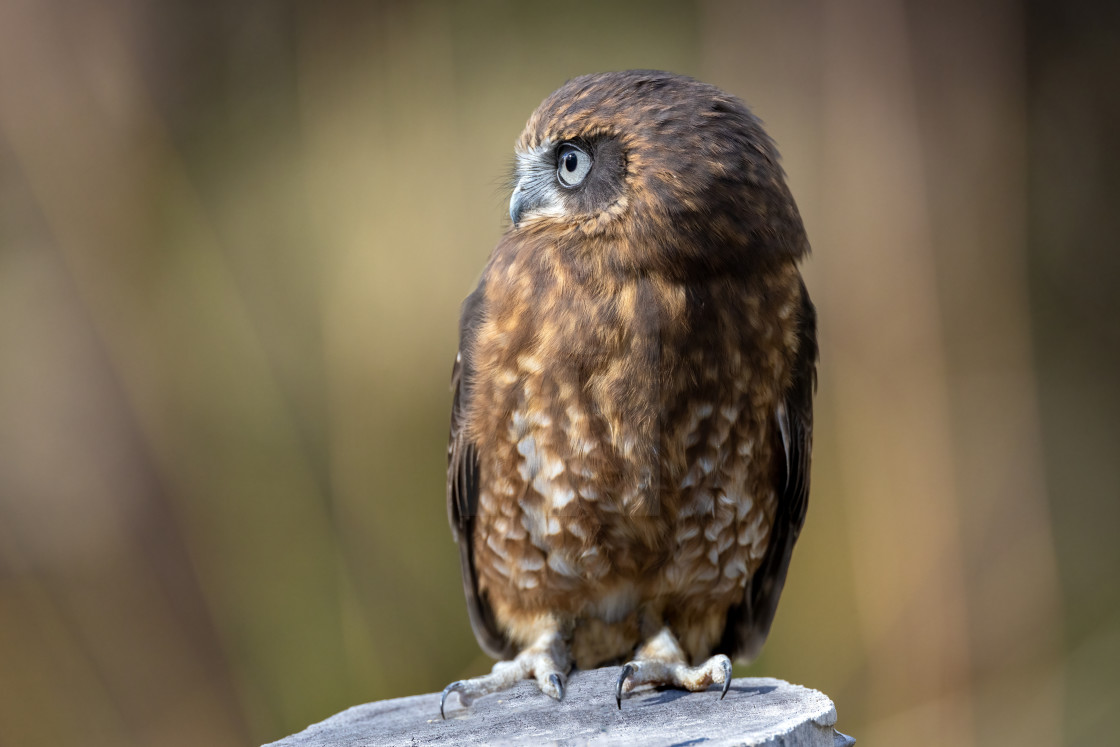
[0, 1, 1116, 745]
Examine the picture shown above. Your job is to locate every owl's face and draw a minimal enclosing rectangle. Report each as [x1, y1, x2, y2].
[508, 134, 627, 228]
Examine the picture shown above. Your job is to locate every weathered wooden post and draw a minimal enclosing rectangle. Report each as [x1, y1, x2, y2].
[265, 666, 853, 746]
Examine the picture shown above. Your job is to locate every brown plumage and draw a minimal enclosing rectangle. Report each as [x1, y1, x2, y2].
[444, 70, 816, 714]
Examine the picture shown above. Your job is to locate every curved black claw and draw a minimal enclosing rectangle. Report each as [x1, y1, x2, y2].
[616, 663, 635, 710]
[440, 681, 464, 719]
[719, 658, 733, 700]
[549, 673, 566, 701]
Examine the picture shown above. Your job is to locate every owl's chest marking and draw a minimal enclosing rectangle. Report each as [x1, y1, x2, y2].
[469, 263, 797, 619]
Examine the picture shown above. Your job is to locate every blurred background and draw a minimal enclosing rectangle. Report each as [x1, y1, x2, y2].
[1, 0, 1116, 745]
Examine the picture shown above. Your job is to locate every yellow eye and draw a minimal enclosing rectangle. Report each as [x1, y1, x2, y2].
[556, 143, 592, 187]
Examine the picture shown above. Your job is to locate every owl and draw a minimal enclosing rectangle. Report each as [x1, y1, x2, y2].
[443, 70, 816, 716]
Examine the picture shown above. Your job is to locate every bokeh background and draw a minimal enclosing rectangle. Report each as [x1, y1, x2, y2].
[1, 0, 1116, 745]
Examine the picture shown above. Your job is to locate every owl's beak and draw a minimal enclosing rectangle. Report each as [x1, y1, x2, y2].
[509, 173, 550, 226]
[509, 181, 527, 226]
[510, 145, 558, 226]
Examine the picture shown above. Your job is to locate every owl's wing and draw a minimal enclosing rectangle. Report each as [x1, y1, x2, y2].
[720, 283, 818, 663]
[448, 282, 515, 660]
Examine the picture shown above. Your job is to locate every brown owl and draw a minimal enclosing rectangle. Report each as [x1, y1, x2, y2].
[443, 70, 817, 716]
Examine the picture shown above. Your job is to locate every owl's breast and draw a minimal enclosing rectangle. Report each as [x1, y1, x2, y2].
[466, 255, 799, 618]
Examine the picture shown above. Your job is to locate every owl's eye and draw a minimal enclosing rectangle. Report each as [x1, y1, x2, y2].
[556, 143, 592, 188]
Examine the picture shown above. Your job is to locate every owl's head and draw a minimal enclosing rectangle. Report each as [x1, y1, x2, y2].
[508, 70, 808, 274]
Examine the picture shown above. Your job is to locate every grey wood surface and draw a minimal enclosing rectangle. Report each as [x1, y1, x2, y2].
[265, 666, 854, 746]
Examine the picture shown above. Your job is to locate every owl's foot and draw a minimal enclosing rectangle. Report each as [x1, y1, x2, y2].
[615, 627, 732, 708]
[440, 628, 570, 718]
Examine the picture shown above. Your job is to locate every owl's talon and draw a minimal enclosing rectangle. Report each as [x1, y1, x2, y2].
[614, 631, 734, 704]
[720, 658, 732, 700]
[549, 673, 565, 701]
[440, 680, 465, 719]
[616, 663, 635, 709]
[436, 628, 570, 717]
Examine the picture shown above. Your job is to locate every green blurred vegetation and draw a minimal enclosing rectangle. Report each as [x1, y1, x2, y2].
[0, 1, 1116, 745]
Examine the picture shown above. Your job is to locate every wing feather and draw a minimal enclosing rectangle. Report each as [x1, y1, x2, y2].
[720, 283, 817, 662]
[447, 283, 515, 659]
